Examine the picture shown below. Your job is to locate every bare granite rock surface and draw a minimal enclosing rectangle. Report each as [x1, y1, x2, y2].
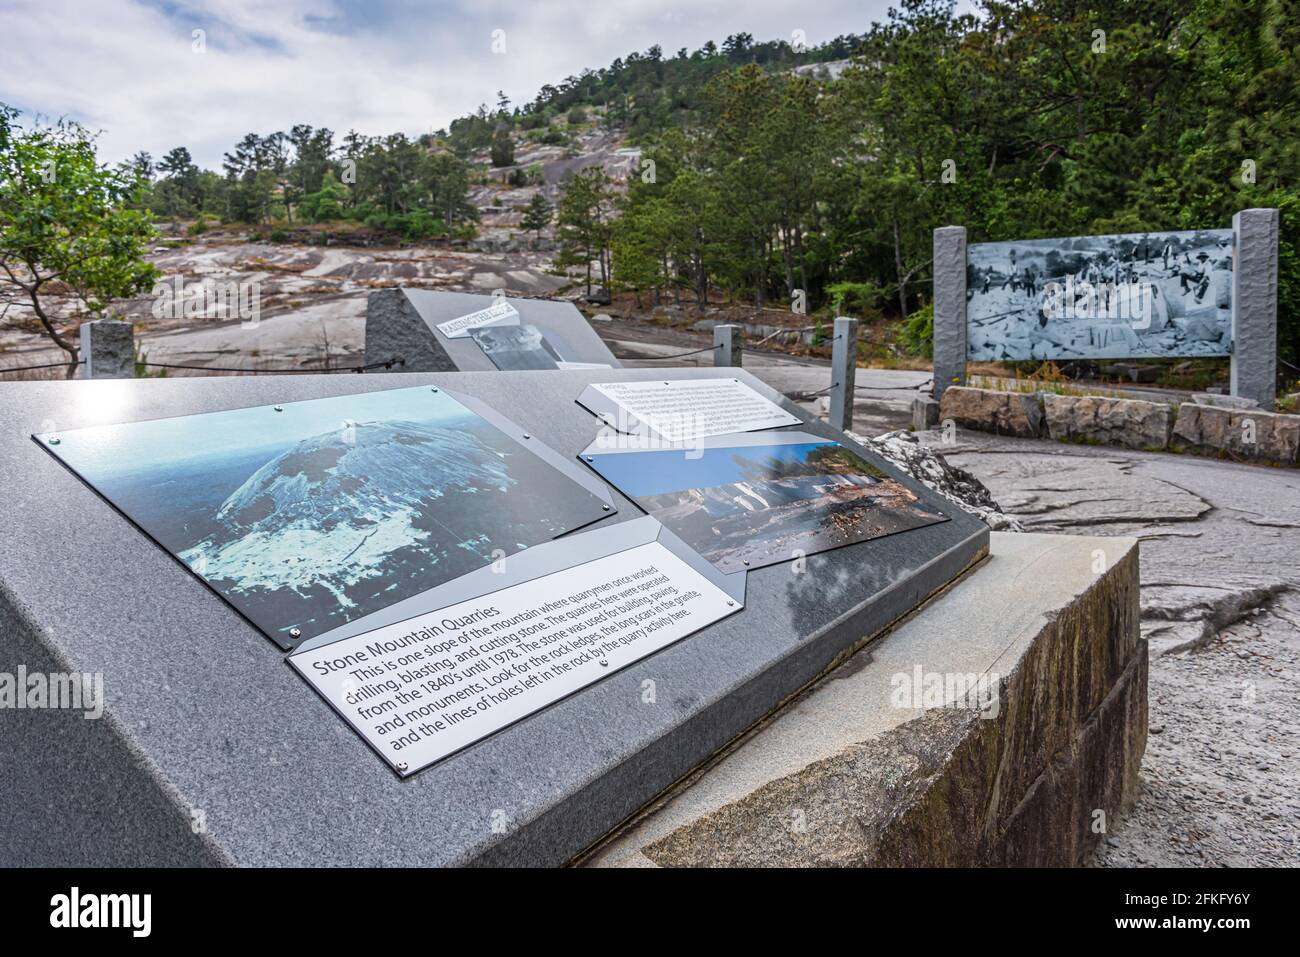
[934, 433, 1300, 866]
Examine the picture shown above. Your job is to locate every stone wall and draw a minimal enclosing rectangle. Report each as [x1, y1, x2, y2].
[1043, 394, 1171, 450]
[939, 386, 1043, 438]
[1173, 403, 1300, 465]
[937, 386, 1300, 465]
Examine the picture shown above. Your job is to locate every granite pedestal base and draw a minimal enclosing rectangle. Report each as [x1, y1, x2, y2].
[0, 368, 985, 866]
[588, 532, 1146, 867]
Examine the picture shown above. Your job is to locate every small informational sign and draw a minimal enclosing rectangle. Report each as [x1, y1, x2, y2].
[470, 322, 562, 370]
[291, 539, 740, 775]
[436, 299, 520, 339]
[582, 430, 947, 573]
[582, 378, 800, 443]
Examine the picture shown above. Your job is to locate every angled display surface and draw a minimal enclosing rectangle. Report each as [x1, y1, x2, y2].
[33, 384, 615, 649]
[402, 289, 622, 371]
[575, 377, 801, 442]
[1, 368, 988, 866]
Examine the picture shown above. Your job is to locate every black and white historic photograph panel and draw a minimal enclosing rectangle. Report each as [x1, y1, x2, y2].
[34, 386, 613, 645]
[469, 322, 564, 370]
[584, 432, 948, 573]
[967, 229, 1234, 361]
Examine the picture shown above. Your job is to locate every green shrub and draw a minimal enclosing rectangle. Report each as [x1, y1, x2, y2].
[826, 280, 885, 320]
[899, 303, 933, 358]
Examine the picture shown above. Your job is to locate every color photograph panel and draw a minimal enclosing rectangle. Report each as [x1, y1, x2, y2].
[586, 437, 948, 573]
[37, 387, 612, 645]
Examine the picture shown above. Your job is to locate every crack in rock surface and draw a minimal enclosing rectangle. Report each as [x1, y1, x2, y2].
[924, 431, 1300, 867]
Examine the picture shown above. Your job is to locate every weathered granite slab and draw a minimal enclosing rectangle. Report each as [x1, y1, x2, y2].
[1173, 402, 1300, 465]
[0, 367, 985, 866]
[1043, 393, 1172, 450]
[79, 319, 135, 379]
[932, 226, 967, 399]
[587, 532, 1145, 867]
[940, 386, 1044, 438]
[1230, 208, 1279, 409]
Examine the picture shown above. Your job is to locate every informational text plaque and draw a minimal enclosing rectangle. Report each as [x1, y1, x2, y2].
[290, 540, 740, 775]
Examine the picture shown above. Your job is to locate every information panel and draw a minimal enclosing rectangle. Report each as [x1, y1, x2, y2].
[967, 228, 1233, 360]
[291, 539, 740, 775]
[582, 430, 948, 573]
[34, 385, 614, 648]
[580, 378, 800, 443]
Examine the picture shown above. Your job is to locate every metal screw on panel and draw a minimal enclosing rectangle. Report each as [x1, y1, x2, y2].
[601, 504, 611, 511]
[48, 437, 60, 445]
[522, 433, 530, 440]
[273, 405, 283, 412]
[289, 628, 301, 638]
[726, 601, 735, 607]
[396, 762, 409, 773]
[742, 560, 751, 567]
[431, 388, 439, 393]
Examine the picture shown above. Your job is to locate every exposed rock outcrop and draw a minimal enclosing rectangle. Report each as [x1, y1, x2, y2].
[863, 429, 1023, 531]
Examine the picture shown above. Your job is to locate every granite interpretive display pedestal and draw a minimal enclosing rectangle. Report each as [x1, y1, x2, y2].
[364, 288, 622, 374]
[0, 366, 1147, 868]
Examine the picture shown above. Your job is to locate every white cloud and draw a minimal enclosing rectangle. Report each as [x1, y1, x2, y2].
[0, 0, 899, 167]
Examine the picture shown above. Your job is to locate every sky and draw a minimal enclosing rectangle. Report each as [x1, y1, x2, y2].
[0, 0, 911, 169]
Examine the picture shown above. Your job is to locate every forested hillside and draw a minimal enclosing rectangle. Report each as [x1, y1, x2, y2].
[576, 0, 1298, 373]
[32, 0, 1297, 374]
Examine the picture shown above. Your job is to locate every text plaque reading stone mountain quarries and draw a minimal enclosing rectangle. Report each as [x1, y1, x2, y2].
[291, 540, 740, 775]
[580, 378, 800, 443]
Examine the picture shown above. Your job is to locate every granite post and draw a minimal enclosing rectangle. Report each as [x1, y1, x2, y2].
[912, 395, 941, 431]
[713, 324, 742, 367]
[79, 319, 135, 379]
[932, 226, 968, 401]
[1231, 209, 1279, 409]
[828, 316, 858, 433]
